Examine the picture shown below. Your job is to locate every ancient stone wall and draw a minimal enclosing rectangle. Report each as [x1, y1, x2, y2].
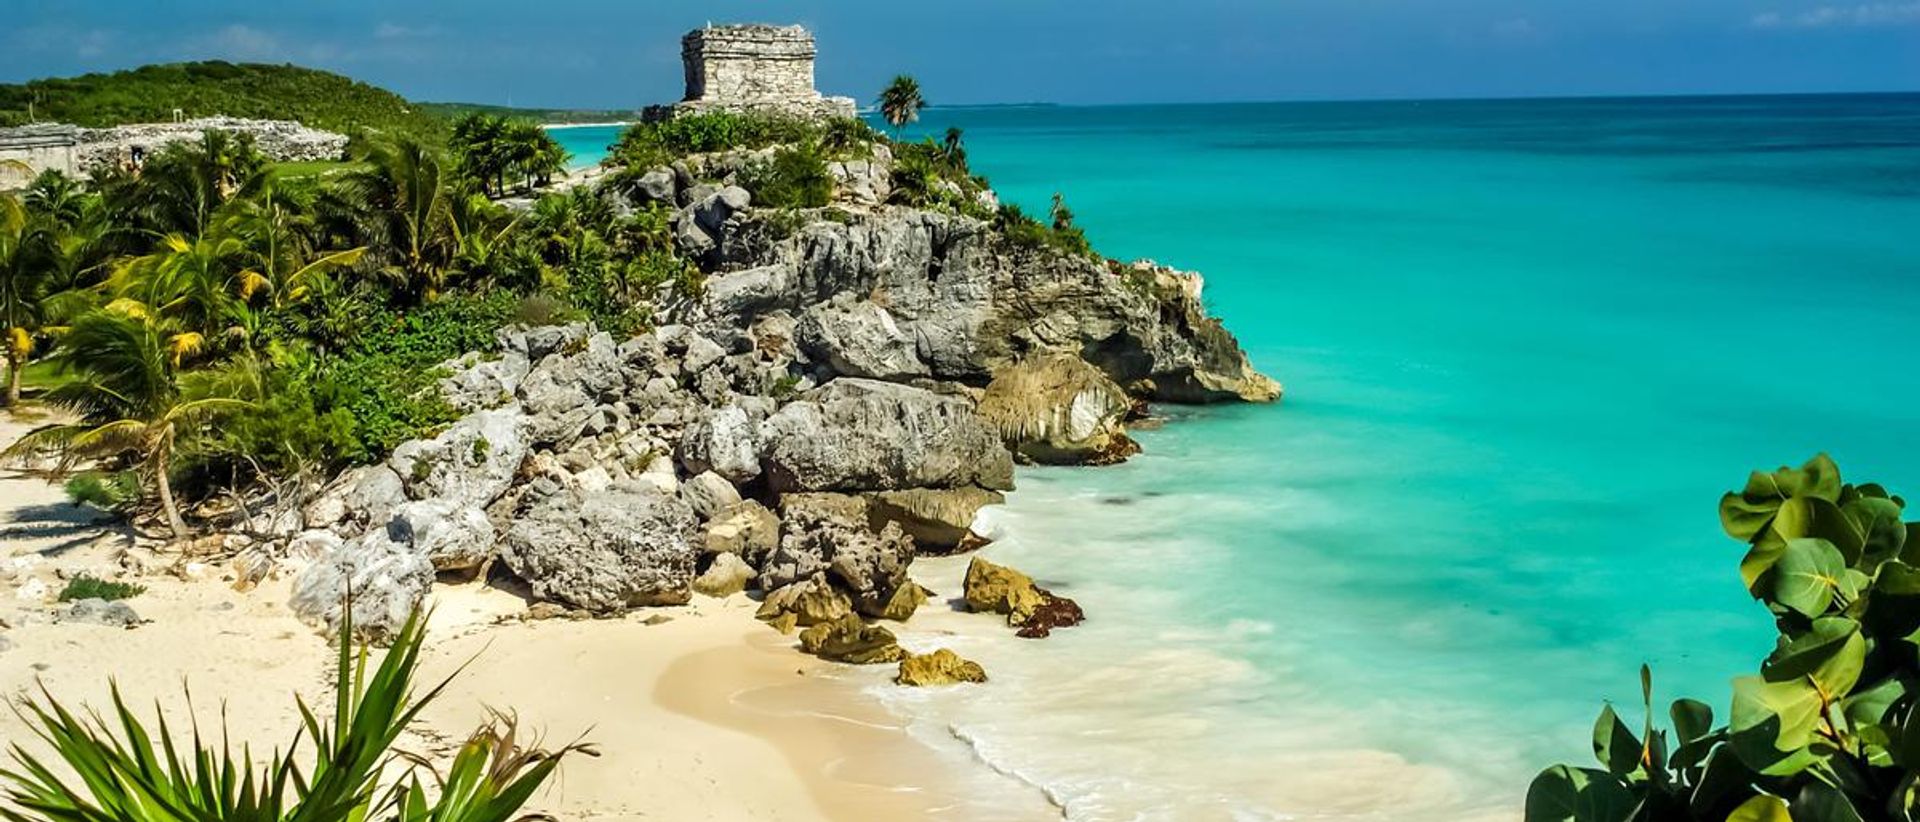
[648, 24, 855, 122]
[0, 124, 80, 190]
[0, 117, 347, 189]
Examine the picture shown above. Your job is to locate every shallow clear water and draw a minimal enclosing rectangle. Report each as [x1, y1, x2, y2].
[546, 123, 624, 169]
[865, 95, 1920, 820]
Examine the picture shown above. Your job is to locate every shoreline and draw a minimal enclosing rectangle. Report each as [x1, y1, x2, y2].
[0, 412, 1056, 821]
[541, 121, 632, 130]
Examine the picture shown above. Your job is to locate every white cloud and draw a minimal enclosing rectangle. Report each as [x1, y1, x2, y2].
[1750, 1, 1920, 28]
[374, 22, 441, 40]
[1490, 17, 1542, 40]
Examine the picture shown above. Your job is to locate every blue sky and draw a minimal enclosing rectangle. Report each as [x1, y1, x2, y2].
[5, 1, 1917, 107]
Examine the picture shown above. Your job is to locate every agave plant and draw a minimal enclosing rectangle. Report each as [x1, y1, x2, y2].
[0, 608, 592, 822]
[1526, 454, 1920, 821]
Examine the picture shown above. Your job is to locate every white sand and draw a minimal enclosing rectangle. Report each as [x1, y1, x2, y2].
[0, 412, 1058, 821]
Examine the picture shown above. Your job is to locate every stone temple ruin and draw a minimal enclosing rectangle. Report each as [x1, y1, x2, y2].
[646, 24, 856, 121]
[0, 117, 348, 190]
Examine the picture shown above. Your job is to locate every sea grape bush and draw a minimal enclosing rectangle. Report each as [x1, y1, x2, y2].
[1526, 454, 1920, 821]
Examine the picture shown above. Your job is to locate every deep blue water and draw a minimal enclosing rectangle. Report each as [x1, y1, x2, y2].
[871, 94, 1920, 819]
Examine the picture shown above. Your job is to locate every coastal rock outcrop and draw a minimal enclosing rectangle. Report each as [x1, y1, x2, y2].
[760, 379, 1013, 493]
[977, 354, 1139, 465]
[798, 614, 907, 664]
[962, 556, 1085, 638]
[499, 482, 699, 612]
[290, 528, 435, 642]
[896, 649, 988, 686]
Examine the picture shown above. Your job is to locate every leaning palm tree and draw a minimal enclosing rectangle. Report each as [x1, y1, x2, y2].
[877, 75, 926, 136]
[1, 309, 252, 538]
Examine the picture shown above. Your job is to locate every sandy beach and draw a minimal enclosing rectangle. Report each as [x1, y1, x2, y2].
[0, 412, 1057, 821]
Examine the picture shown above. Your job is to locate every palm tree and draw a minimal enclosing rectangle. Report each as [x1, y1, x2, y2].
[2, 309, 252, 538]
[327, 137, 459, 302]
[877, 75, 926, 136]
[217, 181, 367, 310]
[0, 190, 51, 408]
[938, 126, 968, 170]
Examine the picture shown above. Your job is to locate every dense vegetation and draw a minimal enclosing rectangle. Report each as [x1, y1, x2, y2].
[1528, 455, 1920, 821]
[447, 113, 568, 196]
[0, 609, 589, 821]
[0, 68, 1101, 543]
[0, 62, 448, 143]
[0, 126, 701, 538]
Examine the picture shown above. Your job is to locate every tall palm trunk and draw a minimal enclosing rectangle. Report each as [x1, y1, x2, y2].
[152, 434, 188, 539]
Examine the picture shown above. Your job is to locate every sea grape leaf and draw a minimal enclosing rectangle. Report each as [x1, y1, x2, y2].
[1727, 794, 1794, 822]
[1593, 704, 1642, 777]
[1731, 676, 1824, 775]
[1864, 563, 1920, 645]
[1903, 522, 1920, 566]
[1761, 617, 1865, 699]
[1842, 496, 1905, 567]
[1743, 535, 1789, 596]
[1524, 765, 1635, 822]
[1689, 746, 1756, 818]
[1773, 496, 1865, 566]
[1671, 698, 1714, 745]
[1772, 539, 1855, 618]
[1721, 455, 1843, 539]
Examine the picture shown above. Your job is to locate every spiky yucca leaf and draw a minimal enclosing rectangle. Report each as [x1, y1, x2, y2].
[1, 607, 585, 822]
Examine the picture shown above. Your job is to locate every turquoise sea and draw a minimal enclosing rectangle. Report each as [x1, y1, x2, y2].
[564, 97, 1920, 817]
[880, 95, 1920, 820]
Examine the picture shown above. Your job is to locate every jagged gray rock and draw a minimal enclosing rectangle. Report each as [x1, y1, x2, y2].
[679, 470, 742, 521]
[388, 499, 496, 573]
[500, 482, 700, 612]
[388, 406, 528, 510]
[760, 379, 1013, 493]
[440, 350, 531, 412]
[290, 528, 435, 642]
[705, 207, 1279, 403]
[702, 499, 781, 562]
[796, 296, 930, 381]
[864, 487, 1004, 550]
[56, 598, 141, 628]
[763, 495, 915, 617]
[677, 403, 763, 484]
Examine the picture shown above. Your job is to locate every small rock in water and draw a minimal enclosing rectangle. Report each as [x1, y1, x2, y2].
[895, 648, 988, 686]
[1016, 594, 1085, 639]
[56, 598, 141, 628]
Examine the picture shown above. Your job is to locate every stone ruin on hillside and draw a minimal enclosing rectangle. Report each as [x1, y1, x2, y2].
[0, 117, 347, 190]
[645, 24, 856, 122]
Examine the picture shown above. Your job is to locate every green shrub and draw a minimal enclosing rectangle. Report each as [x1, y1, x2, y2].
[739, 143, 834, 209]
[1525, 454, 1920, 822]
[64, 471, 140, 511]
[513, 293, 582, 326]
[0, 608, 590, 821]
[56, 574, 146, 602]
[608, 113, 880, 169]
[997, 203, 1092, 257]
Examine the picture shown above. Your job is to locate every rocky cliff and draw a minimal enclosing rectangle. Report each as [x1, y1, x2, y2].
[287, 139, 1280, 640]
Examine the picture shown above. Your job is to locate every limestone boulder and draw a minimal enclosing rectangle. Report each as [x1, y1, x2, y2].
[440, 350, 531, 412]
[863, 488, 1003, 551]
[290, 528, 435, 643]
[679, 471, 742, 521]
[977, 354, 1139, 465]
[499, 482, 699, 613]
[387, 499, 495, 574]
[760, 379, 1013, 493]
[763, 496, 915, 617]
[798, 614, 907, 665]
[796, 296, 929, 381]
[896, 649, 988, 686]
[678, 403, 763, 485]
[755, 574, 854, 626]
[962, 556, 1049, 625]
[387, 406, 528, 511]
[702, 499, 781, 561]
[692, 553, 755, 598]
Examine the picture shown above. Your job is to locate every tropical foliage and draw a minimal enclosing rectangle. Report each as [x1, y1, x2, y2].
[448, 114, 569, 197]
[0, 608, 591, 822]
[876, 75, 925, 134]
[0, 124, 702, 540]
[1526, 454, 1920, 822]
